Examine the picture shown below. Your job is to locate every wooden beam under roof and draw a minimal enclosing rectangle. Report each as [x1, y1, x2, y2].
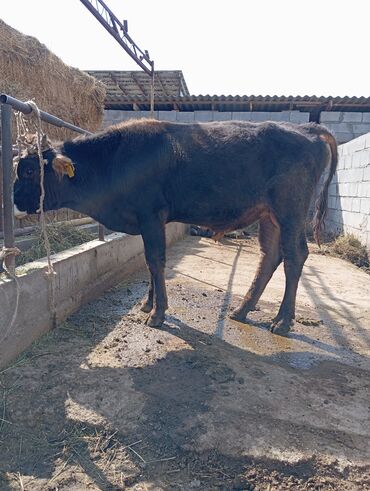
[109, 72, 129, 97]
[131, 72, 148, 96]
[156, 75, 169, 98]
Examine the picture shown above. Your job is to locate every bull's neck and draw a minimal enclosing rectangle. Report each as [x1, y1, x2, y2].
[55, 148, 106, 218]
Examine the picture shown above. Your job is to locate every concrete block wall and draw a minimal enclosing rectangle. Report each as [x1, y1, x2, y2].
[320, 112, 370, 144]
[326, 132, 370, 247]
[103, 110, 310, 127]
[103, 110, 370, 144]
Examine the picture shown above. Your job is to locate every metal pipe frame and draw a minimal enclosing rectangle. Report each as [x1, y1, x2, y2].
[0, 95, 105, 268]
[0, 94, 92, 135]
[1, 104, 16, 273]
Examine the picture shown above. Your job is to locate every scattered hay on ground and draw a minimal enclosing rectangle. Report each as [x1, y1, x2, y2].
[314, 233, 369, 273]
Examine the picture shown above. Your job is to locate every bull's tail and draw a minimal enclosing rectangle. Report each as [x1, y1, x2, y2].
[312, 131, 338, 246]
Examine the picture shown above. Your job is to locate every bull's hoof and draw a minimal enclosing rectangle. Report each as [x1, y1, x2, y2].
[230, 308, 247, 322]
[140, 301, 153, 313]
[145, 312, 165, 328]
[270, 318, 293, 336]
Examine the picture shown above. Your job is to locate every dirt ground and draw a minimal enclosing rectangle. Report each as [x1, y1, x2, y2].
[0, 235, 369, 490]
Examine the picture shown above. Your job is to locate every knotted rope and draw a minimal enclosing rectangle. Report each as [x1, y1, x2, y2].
[13, 101, 57, 328]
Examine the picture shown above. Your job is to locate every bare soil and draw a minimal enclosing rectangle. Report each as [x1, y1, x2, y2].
[1, 236, 369, 490]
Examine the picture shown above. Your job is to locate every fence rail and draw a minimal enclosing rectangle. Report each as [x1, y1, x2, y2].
[0, 93, 104, 273]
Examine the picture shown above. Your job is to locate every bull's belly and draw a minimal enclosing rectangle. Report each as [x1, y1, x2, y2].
[171, 203, 270, 232]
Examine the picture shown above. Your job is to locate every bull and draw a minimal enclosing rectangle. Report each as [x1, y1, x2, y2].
[13, 120, 337, 334]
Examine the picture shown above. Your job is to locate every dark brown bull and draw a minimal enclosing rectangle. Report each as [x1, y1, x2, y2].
[14, 120, 337, 334]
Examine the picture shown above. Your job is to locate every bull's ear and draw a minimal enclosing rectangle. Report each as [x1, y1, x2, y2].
[52, 154, 75, 178]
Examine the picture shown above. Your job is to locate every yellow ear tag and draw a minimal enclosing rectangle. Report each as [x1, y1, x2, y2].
[65, 162, 75, 178]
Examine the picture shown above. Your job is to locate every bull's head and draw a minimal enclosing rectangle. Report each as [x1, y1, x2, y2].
[14, 145, 75, 216]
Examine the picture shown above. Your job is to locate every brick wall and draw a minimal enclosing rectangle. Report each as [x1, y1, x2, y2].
[327, 133, 370, 248]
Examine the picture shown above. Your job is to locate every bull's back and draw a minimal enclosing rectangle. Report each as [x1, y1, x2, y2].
[164, 121, 325, 225]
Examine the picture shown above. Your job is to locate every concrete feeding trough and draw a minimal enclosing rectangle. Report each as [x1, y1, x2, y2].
[0, 223, 187, 369]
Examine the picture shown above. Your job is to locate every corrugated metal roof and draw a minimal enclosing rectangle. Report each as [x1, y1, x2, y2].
[88, 70, 370, 112]
[103, 93, 370, 112]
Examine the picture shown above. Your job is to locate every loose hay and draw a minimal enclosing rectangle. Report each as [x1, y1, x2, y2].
[0, 19, 106, 228]
[316, 233, 370, 273]
[16, 222, 95, 267]
[0, 19, 106, 140]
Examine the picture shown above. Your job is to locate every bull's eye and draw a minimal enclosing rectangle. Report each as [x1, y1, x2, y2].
[25, 169, 34, 177]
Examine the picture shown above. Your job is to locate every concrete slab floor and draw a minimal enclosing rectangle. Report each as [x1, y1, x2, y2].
[0, 236, 369, 490]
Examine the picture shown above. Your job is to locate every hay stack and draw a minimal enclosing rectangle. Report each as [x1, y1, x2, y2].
[0, 19, 106, 140]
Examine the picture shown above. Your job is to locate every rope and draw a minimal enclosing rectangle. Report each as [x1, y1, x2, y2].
[0, 247, 21, 344]
[14, 101, 58, 328]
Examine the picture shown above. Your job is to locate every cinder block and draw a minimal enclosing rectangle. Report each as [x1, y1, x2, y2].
[328, 208, 344, 224]
[358, 182, 370, 198]
[341, 197, 353, 211]
[363, 166, 370, 181]
[328, 182, 338, 196]
[342, 112, 363, 123]
[194, 111, 214, 122]
[352, 198, 361, 212]
[158, 111, 177, 122]
[360, 198, 370, 214]
[328, 196, 337, 209]
[262, 112, 287, 121]
[320, 111, 342, 122]
[351, 150, 370, 168]
[348, 183, 359, 197]
[176, 112, 195, 123]
[349, 212, 365, 229]
[104, 109, 125, 121]
[135, 111, 153, 119]
[213, 112, 232, 121]
[350, 168, 364, 182]
[353, 124, 370, 135]
[332, 122, 355, 133]
[337, 169, 349, 183]
[333, 132, 355, 144]
[111, 111, 151, 121]
[338, 154, 351, 170]
[232, 112, 251, 121]
[250, 112, 286, 122]
[362, 113, 370, 123]
[342, 134, 367, 153]
[289, 111, 310, 123]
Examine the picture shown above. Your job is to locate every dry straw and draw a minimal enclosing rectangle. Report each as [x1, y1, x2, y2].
[0, 19, 106, 141]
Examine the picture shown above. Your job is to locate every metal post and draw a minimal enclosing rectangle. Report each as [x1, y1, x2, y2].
[150, 64, 155, 118]
[1, 104, 15, 274]
[98, 223, 105, 241]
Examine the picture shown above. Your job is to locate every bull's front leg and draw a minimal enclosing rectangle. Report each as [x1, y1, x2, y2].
[140, 273, 154, 313]
[140, 217, 168, 327]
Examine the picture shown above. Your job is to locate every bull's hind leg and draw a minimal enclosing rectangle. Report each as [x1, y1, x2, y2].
[271, 229, 308, 335]
[230, 215, 282, 322]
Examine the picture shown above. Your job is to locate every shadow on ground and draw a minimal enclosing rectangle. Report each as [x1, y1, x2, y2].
[1, 237, 369, 490]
